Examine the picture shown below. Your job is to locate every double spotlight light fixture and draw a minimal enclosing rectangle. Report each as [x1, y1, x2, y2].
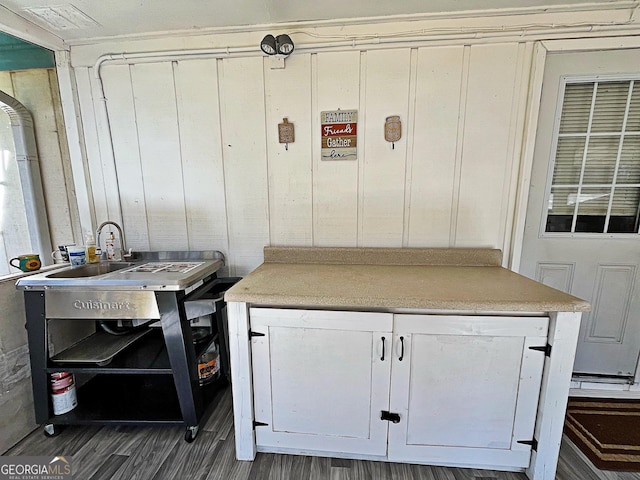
[260, 34, 295, 56]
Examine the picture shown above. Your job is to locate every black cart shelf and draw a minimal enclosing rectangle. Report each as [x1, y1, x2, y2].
[22, 272, 239, 442]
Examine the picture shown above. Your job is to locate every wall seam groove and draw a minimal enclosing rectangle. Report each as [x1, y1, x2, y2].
[171, 61, 191, 249]
[450, 45, 471, 247]
[402, 48, 419, 248]
[216, 59, 233, 275]
[128, 65, 151, 251]
[262, 57, 273, 248]
[357, 51, 366, 247]
[499, 43, 529, 267]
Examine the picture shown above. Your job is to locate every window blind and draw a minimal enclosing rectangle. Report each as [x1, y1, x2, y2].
[546, 80, 640, 234]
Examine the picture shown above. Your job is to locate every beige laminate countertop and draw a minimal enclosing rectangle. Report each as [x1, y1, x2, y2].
[224, 247, 590, 313]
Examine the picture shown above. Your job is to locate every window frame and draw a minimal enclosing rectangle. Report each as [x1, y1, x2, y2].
[540, 73, 640, 239]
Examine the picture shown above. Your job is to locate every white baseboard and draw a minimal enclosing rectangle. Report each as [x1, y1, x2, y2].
[569, 387, 640, 399]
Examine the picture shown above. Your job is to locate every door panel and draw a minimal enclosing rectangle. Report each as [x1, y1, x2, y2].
[388, 315, 547, 469]
[405, 334, 523, 449]
[520, 49, 640, 377]
[250, 308, 392, 456]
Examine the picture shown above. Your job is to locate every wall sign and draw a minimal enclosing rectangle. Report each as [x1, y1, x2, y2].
[384, 115, 401, 149]
[278, 117, 294, 150]
[321, 110, 357, 161]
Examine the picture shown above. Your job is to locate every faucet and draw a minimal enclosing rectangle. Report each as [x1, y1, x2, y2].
[96, 220, 127, 260]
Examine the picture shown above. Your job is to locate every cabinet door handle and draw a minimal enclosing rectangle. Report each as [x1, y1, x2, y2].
[381, 336, 386, 361]
[399, 336, 405, 361]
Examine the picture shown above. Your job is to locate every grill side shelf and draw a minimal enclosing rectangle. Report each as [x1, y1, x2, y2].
[47, 329, 172, 374]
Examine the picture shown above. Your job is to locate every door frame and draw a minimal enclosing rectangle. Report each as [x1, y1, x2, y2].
[511, 36, 640, 386]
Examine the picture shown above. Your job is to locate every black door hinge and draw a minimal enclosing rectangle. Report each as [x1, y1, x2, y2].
[249, 330, 265, 338]
[253, 420, 268, 429]
[529, 343, 552, 357]
[517, 438, 538, 451]
[380, 411, 401, 424]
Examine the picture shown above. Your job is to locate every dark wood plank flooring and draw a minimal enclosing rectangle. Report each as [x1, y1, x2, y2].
[4, 386, 640, 479]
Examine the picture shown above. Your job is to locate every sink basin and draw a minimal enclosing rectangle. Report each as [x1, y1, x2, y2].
[46, 262, 135, 278]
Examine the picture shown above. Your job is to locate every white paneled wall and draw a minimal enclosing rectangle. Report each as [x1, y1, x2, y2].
[314, 51, 360, 247]
[75, 42, 532, 275]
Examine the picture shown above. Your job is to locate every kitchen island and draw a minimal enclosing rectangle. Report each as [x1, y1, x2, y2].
[224, 247, 590, 480]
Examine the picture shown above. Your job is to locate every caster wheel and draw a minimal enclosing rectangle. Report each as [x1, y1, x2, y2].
[184, 426, 198, 443]
[43, 424, 62, 437]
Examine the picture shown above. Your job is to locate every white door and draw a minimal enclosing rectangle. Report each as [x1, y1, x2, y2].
[388, 314, 548, 470]
[520, 49, 640, 378]
[249, 308, 393, 456]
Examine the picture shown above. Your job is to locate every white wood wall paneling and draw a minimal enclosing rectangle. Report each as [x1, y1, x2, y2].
[71, 41, 533, 272]
[74, 67, 113, 233]
[401, 48, 418, 248]
[500, 42, 534, 268]
[173, 59, 230, 259]
[449, 46, 471, 247]
[100, 65, 150, 252]
[130, 62, 188, 250]
[455, 43, 520, 250]
[56, 51, 94, 240]
[406, 46, 465, 248]
[360, 49, 412, 247]
[219, 57, 270, 276]
[90, 69, 123, 229]
[264, 54, 313, 247]
[313, 51, 361, 247]
[14, 71, 70, 248]
[47, 70, 83, 249]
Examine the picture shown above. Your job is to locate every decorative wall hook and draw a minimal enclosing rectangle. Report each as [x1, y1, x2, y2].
[384, 115, 401, 149]
[278, 117, 295, 151]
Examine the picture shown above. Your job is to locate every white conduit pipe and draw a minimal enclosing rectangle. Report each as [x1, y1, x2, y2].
[89, 19, 640, 225]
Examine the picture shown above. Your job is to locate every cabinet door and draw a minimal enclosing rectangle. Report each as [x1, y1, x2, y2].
[388, 314, 549, 470]
[250, 308, 393, 456]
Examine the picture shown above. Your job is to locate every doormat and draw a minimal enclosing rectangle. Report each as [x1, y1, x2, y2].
[564, 397, 640, 471]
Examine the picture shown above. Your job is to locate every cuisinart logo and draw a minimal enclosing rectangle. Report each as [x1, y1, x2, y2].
[0, 456, 72, 480]
[73, 299, 131, 310]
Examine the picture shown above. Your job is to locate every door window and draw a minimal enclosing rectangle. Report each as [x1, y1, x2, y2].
[545, 78, 640, 234]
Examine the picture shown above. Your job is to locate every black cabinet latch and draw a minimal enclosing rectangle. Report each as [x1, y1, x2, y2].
[381, 411, 401, 423]
[249, 330, 265, 338]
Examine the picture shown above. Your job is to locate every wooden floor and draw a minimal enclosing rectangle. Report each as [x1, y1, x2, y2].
[5, 386, 640, 480]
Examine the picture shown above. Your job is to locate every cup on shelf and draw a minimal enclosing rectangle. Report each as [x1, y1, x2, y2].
[51, 244, 76, 263]
[67, 246, 86, 266]
[10, 253, 41, 272]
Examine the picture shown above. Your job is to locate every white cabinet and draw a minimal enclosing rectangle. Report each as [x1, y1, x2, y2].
[249, 308, 549, 470]
[388, 314, 548, 470]
[250, 308, 393, 456]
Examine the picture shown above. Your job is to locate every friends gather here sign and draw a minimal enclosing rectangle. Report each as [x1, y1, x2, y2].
[321, 110, 357, 160]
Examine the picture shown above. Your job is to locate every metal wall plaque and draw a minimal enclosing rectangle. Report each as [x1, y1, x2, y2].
[321, 109, 357, 160]
[278, 117, 295, 144]
[46, 290, 161, 319]
[385, 115, 401, 143]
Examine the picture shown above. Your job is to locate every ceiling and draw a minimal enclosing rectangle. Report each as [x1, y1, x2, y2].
[0, 0, 631, 43]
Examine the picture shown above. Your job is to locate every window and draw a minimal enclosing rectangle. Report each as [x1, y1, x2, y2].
[0, 110, 32, 275]
[545, 78, 640, 234]
[0, 91, 52, 275]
